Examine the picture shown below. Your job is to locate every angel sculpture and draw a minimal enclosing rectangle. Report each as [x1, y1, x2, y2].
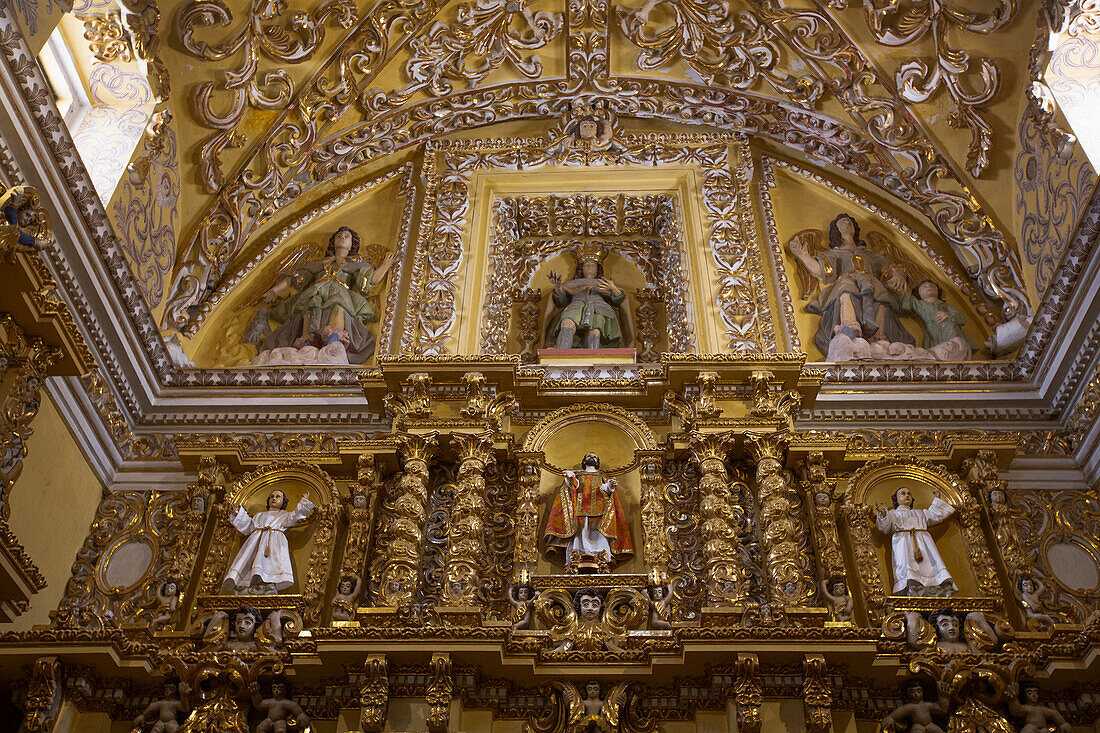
[535, 587, 648, 654]
[149, 578, 181, 632]
[526, 679, 636, 733]
[331, 575, 361, 623]
[132, 679, 188, 733]
[1014, 576, 1056, 630]
[880, 679, 948, 733]
[821, 577, 854, 623]
[1007, 683, 1073, 733]
[246, 226, 396, 366]
[788, 214, 973, 362]
[509, 582, 539, 631]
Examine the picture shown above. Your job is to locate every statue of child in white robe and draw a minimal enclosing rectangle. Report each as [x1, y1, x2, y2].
[874, 486, 956, 597]
[222, 489, 314, 594]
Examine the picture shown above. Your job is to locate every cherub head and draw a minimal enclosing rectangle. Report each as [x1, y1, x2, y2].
[516, 584, 533, 602]
[648, 584, 665, 602]
[326, 226, 361, 261]
[190, 494, 206, 513]
[828, 214, 862, 249]
[929, 608, 961, 642]
[163, 679, 180, 700]
[575, 590, 603, 622]
[1020, 683, 1040, 705]
[1018, 576, 1037, 595]
[267, 490, 289, 511]
[913, 278, 943, 303]
[580, 452, 601, 470]
[233, 605, 262, 641]
[813, 491, 832, 508]
[891, 486, 915, 509]
[577, 116, 599, 141]
[825, 577, 847, 598]
[161, 579, 179, 598]
[270, 678, 288, 700]
[351, 491, 368, 510]
[905, 680, 926, 703]
[338, 576, 356, 596]
[989, 488, 1006, 506]
[585, 680, 601, 700]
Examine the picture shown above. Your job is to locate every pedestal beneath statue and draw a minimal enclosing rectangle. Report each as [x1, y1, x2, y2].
[537, 347, 637, 365]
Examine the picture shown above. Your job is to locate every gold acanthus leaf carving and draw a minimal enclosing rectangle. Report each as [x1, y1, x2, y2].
[178, 0, 357, 191]
[857, 0, 1018, 178]
[617, 0, 823, 106]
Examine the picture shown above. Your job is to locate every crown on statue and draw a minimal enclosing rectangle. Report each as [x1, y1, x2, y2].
[573, 243, 606, 265]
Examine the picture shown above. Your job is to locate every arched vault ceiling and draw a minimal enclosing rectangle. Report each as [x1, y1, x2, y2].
[163, 0, 1039, 334]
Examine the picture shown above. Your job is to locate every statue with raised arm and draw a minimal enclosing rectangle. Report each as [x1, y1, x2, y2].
[1008, 683, 1073, 733]
[252, 678, 310, 733]
[223, 489, 314, 595]
[132, 679, 187, 733]
[544, 249, 633, 350]
[881, 679, 948, 733]
[249, 226, 396, 365]
[874, 486, 956, 597]
[542, 452, 634, 569]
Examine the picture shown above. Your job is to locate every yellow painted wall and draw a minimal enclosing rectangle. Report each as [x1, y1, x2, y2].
[7, 391, 103, 630]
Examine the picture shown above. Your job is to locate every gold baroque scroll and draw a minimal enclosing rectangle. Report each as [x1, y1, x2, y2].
[733, 653, 762, 733]
[746, 431, 815, 610]
[802, 654, 832, 733]
[443, 432, 494, 606]
[841, 497, 886, 624]
[800, 452, 845, 581]
[378, 432, 438, 607]
[426, 652, 453, 733]
[689, 433, 744, 606]
[359, 653, 389, 732]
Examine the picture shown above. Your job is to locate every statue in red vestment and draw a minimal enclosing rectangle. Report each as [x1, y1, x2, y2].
[543, 452, 634, 569]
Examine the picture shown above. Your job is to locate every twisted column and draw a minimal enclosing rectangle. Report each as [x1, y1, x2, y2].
[443, 433, 494, 606]
[378, 432, 437, 607]
[746, 431, 814, 609]
[689, 433, 743, 606]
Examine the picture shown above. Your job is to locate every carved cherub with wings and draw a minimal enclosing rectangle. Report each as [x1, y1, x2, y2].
[787, 213, 928, 358]
[525, 679, 634, 733]
[535, 587, 648, 654]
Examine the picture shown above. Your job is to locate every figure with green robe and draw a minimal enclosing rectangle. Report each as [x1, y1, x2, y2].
[258, 226, 395, 363]
[898, 279, 976, 360]
[544, 254, 632, 349]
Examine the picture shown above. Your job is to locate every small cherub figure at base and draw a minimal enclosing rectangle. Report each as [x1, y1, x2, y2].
[821, 577, 854, 622]
[509, 582, 538, 630]
[582, 680, 604, 717]
[881, 679, 948, 733]
[1015, 576, 1056, 630]
[149, 579, 181, 632]
[132, 679, 188, 733]
[647, 580, 673, 630]
[1008, 682, 1072, 733]
[331, 575, 361, 623]
[253, 678, 310, 733]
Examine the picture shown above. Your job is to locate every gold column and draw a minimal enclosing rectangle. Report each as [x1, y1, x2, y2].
[802, 654, 832, 732]
[689, 433, 743, 606]
[512, 452, 543, 581]
[443, 432, 494, 606]
[359, 653, 389, 732]
[638, 451, 671, 577]
[167, 456, 217, 623]
[841, 497, 886, 623]
[745, 431, 814, 609]
[426, 652, 453, 733]
[378, 432, 438, 607]
[965, 450, 1019, 594]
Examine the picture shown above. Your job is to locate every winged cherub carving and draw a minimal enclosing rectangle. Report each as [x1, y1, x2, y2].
[535, 587, 648, 654]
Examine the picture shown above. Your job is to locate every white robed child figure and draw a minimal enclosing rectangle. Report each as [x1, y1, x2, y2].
[223, 489, 314, 594]
[874, 485, 956, 597]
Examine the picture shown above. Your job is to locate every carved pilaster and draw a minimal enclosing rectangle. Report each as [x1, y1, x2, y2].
[802, 654, 832, 733]
[167, 457, 217, 621]
[340, 455, 383, 588]
[0, 315, 60, 520]
[635, 287, 660, 362]
[514, 288, 542, 364]
[444, 433, 494, 605]
[800, 453, 845, 581]
[746, 431, 814, 609]
[378, 432, 438, 607]
[956, 486, 1001, 598]
[841, 499, 886, 623]
[966, 451, 1026, 583]
[638, 451, 670, 576]
[689, 433, 743, 606]
[359, 654, 389, 732]
[301, 499, 340, 624]
[696, 372, 722, 418]
[733, 653, 761, 733]
[22, 656, 62, 731]
[426, 652, 453, 733]
[512, 452, 543, 580]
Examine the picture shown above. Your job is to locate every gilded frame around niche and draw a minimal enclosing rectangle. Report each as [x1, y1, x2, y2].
[195, 460, 342, 625]
[842, 458, 1002, 622]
